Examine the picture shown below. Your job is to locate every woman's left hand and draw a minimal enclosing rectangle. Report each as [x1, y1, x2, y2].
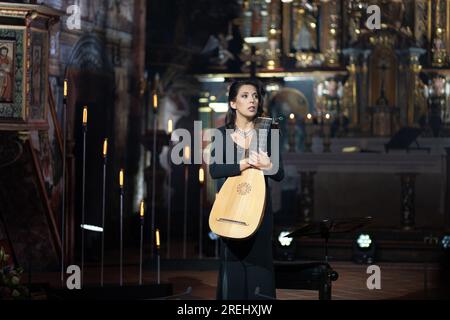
[249, 149, 272, 170]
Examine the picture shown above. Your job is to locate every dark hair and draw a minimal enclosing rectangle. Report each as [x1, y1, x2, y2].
[225, 79, 265, 129]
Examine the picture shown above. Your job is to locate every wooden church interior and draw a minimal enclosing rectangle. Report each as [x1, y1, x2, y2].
[0, 0, 449, 300]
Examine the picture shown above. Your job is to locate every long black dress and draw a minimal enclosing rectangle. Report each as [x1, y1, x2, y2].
[209, 126, 284, 300]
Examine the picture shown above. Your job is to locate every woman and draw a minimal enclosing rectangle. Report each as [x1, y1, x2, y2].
[209, 80, 284, 300]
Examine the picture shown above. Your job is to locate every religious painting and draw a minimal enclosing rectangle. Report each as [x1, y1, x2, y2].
[290, 1, 320, 52]
[28, 30, 48, 123]
[0, 27, 25, 120]
[0, 40, 14, 103]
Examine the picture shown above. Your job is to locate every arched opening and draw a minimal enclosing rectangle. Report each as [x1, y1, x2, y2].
[65, 35, 115, 264]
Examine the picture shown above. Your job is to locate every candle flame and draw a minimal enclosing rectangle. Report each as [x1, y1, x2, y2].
[140, 200, 145, 218]
[82, 106, 88, 125]
[199, 167, 205, 184]
[307, 113, 312, 120]
[153, 93, 158, 110]
[119, 169, 124, 188]
[156, 229, 160, 248]
[103, 139, 108, 157]
[63, 79, 68, 97]
[289, 113, 295, 120]
[168, 119, 173, 134]
[325, 113, 331, 120]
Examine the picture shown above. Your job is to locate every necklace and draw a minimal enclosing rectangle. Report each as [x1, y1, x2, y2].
[235, 127, 254, 138]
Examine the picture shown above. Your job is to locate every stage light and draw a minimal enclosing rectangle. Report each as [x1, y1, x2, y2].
[442, 235, 450, 249]
[357, 234, 372, 248]
[275, 229, 296, 261]
[278, 231, 293, 247]
[353, 233, 376, 264]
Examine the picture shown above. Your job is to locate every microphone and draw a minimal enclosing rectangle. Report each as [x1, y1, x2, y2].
[151, 286, 193, 300]
[254, 287, 276, 300]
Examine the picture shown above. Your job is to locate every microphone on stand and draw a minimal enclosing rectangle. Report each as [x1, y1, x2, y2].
[254, 287, 276, 300]
[151, 286, 193, 300]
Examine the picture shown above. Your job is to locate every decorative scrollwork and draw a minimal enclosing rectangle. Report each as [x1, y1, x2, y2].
[0, 132, 24, 168]
[237, 182, 252, 196]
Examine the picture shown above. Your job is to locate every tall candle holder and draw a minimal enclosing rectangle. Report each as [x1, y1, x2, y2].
[139, 200, 145, 285]
[323, 113, 332, 152]
[119, 169, 124, 286]
[198, 167, 204, 259]
[156, 228, 161, 284]
[304, 113, 314, 152]
[288, 113, 296, 152]
[167, 119, 173, 258]
[101, 138, 108, 286]
[183, 146, 190, 259]
[61, 79, 68, 288]
[81, 106, 88, 288]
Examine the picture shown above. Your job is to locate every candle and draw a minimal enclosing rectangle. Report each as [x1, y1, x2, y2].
[119, 169, 124, 188]
[82, 106, 88, 126]
[153, 92, 158, 111]
[140, 200, 145, 218]
[184, 146, 190, 161]
[305, 113, 313, 123]
[168, 119, 173, 134]
[103, 139, 108, 158]
[199, 167, 205, 184]
[63, 79, 68, 98]
[288, 113, 296, 152]
[156, 229, 161, 249]
[324, 113, 331, 122]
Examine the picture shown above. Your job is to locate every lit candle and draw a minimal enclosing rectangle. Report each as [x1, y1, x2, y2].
[153, 92, 158, 111]
[184, 146, 190, 161]
[103, 139, 108, 158]
[64, 79, 68, 98]
[305, 113, 313, 124]
[288, 113, 296, 152]
[168, 119, 173, 134]
[199, 167, 205, 184]
[140, 200, 145, 218]
[119, 169, 124, 188]
[82, 106, 88, 126]
[324, 113, 331, 123]
[156, 229, 160, 249]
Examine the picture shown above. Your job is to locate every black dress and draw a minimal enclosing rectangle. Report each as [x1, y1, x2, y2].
[209, 126, 284, 300]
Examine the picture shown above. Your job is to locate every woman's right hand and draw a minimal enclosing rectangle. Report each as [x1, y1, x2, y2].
[239, 158, 251, 172]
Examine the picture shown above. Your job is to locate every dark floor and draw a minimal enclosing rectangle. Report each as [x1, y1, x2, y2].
[26, 257, 448, 300]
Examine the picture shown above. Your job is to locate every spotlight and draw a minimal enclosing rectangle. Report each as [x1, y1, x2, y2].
[274, 229, 296, 261]
[208, 231, 219, 241]
[442, 235, 450, 249]
[278, 231, 293, 247]
[352, 233, 376, 264]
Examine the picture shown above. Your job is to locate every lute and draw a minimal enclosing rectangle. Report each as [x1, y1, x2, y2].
[209, 117, 274, 239]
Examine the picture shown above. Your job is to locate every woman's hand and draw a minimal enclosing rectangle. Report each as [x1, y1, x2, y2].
[239, 158, 251, 172]
[249, 149, 272, 170]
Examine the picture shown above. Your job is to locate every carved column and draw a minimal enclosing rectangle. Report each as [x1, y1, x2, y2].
[432, 0, 447, 67]
[342, 48, 363, 131]
[298, 172, 316, 222]
[407, 48, 426, 127]
[399, 173, 418, 230]
[324, 0, 340, 67]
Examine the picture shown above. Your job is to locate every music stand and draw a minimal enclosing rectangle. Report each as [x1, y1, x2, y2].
[286, 216, 373, 263]
[384, 127, 430, 153]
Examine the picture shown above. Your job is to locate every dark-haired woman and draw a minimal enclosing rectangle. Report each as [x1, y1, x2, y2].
[209, 80, 284, 300]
